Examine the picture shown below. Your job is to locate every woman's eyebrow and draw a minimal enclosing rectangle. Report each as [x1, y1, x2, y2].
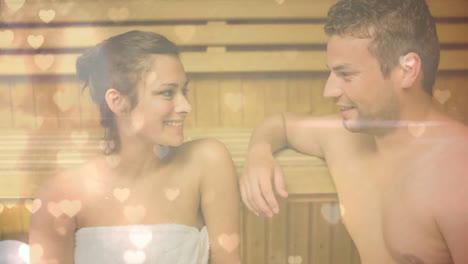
[160, 80, 190, 88]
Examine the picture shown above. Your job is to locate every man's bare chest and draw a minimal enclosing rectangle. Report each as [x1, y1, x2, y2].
[326, 156, 451, 263]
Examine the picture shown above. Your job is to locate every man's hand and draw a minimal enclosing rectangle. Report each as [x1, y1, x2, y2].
[239, 150, 288, 218]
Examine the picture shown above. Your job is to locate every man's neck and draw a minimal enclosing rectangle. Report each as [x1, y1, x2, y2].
[373, 95, 441, 155]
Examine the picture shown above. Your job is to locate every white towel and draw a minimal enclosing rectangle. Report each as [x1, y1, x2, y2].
[74, 224, 209, 264]
[0, 240, 29, 264]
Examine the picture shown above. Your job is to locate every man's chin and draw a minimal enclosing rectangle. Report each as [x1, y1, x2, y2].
[342, 120, 362, 133]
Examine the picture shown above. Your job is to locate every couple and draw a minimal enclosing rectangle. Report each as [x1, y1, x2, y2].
[30, 0, 468, 263]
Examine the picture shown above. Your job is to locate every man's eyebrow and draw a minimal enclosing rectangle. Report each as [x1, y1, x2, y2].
[327, 64, 353, 71]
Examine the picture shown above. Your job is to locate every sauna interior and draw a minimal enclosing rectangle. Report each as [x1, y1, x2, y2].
[0, 0, 467, 263]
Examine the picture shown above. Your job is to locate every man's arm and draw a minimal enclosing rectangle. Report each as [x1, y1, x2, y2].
[240, 112, 340, 217]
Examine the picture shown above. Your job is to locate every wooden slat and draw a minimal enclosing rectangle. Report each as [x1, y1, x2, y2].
[2, 23, 467, 51]
[245, 210, 266, 263]
[288, 74, 313, 113]
[0, 163, 335, 198]
[0, 82, 13, 129]
[219, 79, 244, 127]
[242, 77, 266, 128]
[0, 0, 336, 24]
[427, 0, 468, 18]
[0, 129, 336, 198]
[266, 199, 287, 264]
[331, 217, 354, 264]
[50, 81, 79, 129]
[287, 203, 310, 264]
[194, 79, 220, 126]
[310, 203, 332, 263]
[264, 78, 288, 116]
[2, 49, 467, 76]
[437, 23, 468, 45]
[9, 81, 36, 129]
[0, 0, 466, 25]
[0, 24, 327, 50]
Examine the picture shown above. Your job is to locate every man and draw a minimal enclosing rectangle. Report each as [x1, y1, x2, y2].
[240, 0, 468, 263]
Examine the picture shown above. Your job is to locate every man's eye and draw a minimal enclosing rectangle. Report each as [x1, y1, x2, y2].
[338, 72, 354, 81]
[339, 72, 351, 77]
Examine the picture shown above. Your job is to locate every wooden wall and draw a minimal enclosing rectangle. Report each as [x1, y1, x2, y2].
[1, 0, 468, 263]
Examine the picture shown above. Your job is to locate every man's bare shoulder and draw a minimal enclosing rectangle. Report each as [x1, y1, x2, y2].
[287, 113, 374, 149]
[415, 120, 468, 198]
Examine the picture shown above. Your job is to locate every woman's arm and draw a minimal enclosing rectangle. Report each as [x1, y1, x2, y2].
[197, 139, 241, 264]
[29, 173, 77, 263]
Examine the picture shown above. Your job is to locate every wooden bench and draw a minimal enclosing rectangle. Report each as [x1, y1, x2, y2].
[0, 129, 336, 241]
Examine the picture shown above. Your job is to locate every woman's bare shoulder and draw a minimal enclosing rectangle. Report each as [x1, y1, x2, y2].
[34, 159, 101, 201]
[175, 138, 233, 163]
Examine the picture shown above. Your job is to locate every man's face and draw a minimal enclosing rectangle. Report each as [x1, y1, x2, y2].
[324, 35, 400, 134]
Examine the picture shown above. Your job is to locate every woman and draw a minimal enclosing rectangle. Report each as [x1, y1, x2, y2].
[29, 30, 241, 264]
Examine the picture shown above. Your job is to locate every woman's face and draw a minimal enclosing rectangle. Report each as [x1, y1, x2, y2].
[126, 54, 191, 147]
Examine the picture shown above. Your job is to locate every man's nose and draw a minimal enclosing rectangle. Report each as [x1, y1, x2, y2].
[323, 74, 343, 99]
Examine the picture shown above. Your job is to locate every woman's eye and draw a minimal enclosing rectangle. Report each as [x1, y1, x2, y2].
[161, 90, 174, 97]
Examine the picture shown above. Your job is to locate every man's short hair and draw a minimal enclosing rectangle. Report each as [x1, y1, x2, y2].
[324, 0, 440, 95]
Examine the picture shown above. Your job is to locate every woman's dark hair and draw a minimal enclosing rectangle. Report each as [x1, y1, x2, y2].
[76, 30, 179, 154]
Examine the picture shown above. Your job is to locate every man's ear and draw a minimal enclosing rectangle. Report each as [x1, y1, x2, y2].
[398, 52, 422, 89]
[105, 88, 130, 116]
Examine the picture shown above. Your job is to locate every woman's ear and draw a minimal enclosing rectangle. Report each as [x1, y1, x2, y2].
[105, 88, 130, 116]
[398, 52, 422, 89]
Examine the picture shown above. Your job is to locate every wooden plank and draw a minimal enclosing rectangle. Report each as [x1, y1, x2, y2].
[33, 79, 59, 129]
[330, 214, 353, 264]
[9, 80, 36, 129]
[0, 24, 327, 50]
[0, 0, 466, 24]
[242, 77, 266, 128]
[0, 81, 13, 129]
[309, 78, 337, 116]
[264, 78, 288, 116]
[427, 0, 468, 18]
[437, 23, 468, 45]
[0, 200, 24, 238]
[219, 79, 244, 127]
[0, 166, 335, 199]
[2, 49, 467, 76]
[2, 23, 467, 51]
[266, 199, 287, 264]
[287, 202, 310, 264]
[288, 74, 313, 113]
[244, 210, 266, 264]
[0, 0, 335, 24]
[194, 79, 220, 126]
[54, 80, 82, 129]
[310, 203, 332, 264]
